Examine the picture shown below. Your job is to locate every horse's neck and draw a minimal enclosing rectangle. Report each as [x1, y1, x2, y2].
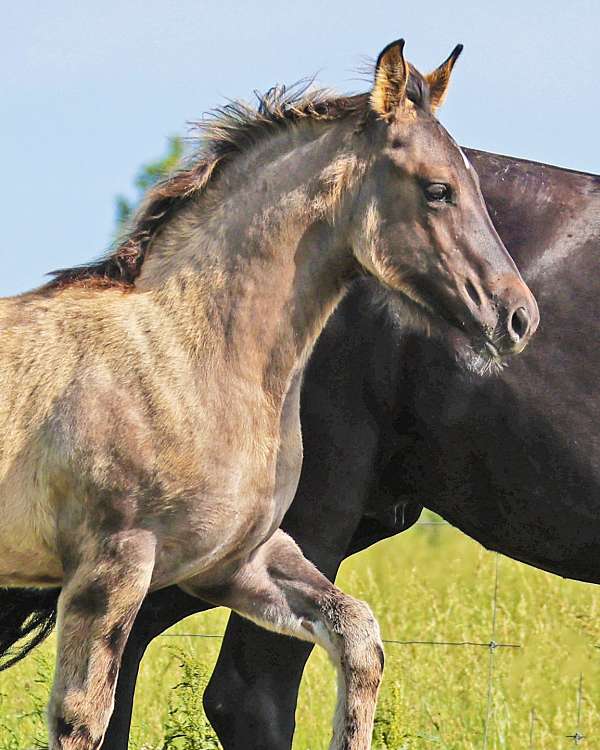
[137, 122, 366, 397]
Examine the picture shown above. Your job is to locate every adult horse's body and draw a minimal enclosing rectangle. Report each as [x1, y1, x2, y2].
[2, 150, 594, 748]
[0, 41, 537, 749]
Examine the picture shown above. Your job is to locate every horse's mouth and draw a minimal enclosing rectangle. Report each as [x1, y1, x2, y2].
[383, 287, 508, 377]
[485, 341, 500, 358]
[456, 334, 507, 377]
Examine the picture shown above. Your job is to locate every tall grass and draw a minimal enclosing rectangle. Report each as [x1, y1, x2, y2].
[2, 520, 599, 749]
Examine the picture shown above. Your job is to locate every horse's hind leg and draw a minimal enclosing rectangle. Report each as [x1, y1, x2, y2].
[48, 532, 155, 750]
[182, 530, 383, 750]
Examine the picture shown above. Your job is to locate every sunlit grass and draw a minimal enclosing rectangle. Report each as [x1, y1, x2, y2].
[2, 519, 599, 749]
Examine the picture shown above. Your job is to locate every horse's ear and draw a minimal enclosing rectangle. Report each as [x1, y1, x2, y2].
[370, 39, 409, 119]
[426, 44, 463, 111]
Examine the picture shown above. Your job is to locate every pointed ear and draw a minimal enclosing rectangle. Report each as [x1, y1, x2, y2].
[426, 44, 463, 111]
[370, 39, 410, 119]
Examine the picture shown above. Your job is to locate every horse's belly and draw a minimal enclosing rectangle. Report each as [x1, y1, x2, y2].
[262, 449, 303, 540]
[264, 375, 304, 537]
[0, 508, 63, 587]
[0, 461, 63, 586]
[0, 546, 63, 587]
[149, 478, 299, 590]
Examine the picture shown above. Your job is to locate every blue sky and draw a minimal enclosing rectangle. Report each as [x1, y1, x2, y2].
[3, 0, 598, 296]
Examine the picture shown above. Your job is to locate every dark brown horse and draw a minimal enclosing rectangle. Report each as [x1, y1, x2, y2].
[1, 149, 596, 748]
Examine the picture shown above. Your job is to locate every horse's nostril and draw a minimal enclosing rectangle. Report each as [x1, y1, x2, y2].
[509, 306, 530, 341]
[465, 279, 482, 307]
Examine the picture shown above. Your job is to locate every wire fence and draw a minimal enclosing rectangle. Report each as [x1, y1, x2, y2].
[156, 519, 590, 748]
[0, 519, 586, 747]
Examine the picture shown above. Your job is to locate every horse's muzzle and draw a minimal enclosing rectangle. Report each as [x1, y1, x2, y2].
[496, 286, 540, 355]
[460, 275, 540, 357]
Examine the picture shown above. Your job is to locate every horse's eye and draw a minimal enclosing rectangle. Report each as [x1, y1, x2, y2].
[425, 183, 451, 202]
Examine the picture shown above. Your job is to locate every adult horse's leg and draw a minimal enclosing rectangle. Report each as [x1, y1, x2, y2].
[184, 530, 383, 750]
[101, 587, 210, 750]
[99, 628, 147, 749]
[48, 532, 155, 750]
[204, 608, 324, 748]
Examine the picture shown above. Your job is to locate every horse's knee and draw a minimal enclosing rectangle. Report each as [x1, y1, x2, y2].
[203, 674, 234, 737]
[203, 670, 255, 743]
[328, 595, 384, 691]
[50, 712, 103, 750]
[49, 682, 113, 749]
[204, 668, 295, 749]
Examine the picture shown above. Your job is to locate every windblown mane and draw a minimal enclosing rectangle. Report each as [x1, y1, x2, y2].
[46, 69, 430, 290]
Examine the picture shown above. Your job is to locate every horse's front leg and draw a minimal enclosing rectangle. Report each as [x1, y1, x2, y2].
[49, 530, 155, 750]
[182, 529, 384, 750]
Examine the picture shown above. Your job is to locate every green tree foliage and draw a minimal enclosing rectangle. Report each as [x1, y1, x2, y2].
[115, 136, 184, 230]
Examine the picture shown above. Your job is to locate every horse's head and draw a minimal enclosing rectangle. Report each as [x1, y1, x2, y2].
[350, 39, 539, 374]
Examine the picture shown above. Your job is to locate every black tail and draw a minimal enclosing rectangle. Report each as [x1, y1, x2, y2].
[0, 588, 59, 671]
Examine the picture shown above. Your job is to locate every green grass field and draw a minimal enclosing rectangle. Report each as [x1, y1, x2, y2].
[2, 517, 599, 749]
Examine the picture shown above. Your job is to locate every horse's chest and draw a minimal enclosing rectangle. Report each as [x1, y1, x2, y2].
[269, 429, 303, 521]
[231, 377, 305, 537]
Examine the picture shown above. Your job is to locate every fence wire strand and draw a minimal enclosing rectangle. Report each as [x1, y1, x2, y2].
[566, 673, 585, 745]
[483, 553, 500, 750]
